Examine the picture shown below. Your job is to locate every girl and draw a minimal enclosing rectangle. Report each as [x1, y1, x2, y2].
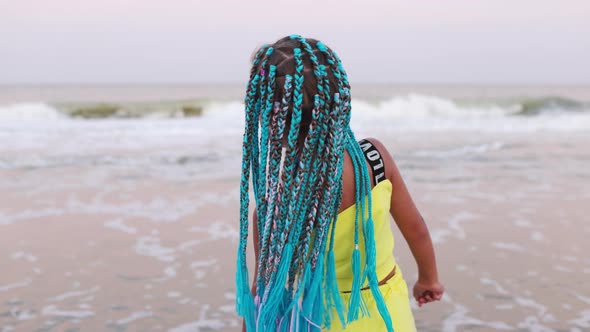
[236, 35, 443, 332]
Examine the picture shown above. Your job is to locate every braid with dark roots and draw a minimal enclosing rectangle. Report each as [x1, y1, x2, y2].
[236, 35, 394, 332]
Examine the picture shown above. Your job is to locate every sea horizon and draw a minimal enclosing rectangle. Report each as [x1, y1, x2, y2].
[1, 83, 590, 104]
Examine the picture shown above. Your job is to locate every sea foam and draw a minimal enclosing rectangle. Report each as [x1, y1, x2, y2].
[0, 103, 65, 120]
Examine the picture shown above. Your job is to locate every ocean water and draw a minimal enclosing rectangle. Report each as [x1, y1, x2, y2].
[0, 85, 589, 173]
[1, 85, 589, 331]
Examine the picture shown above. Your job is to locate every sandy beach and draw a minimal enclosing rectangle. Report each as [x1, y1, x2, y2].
[2, 128, 590, 331]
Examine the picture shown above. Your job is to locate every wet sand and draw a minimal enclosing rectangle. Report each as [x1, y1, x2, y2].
[1, 132, 590, 331]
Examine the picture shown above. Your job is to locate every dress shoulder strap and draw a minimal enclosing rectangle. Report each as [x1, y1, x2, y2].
[358, 139, 386, 185]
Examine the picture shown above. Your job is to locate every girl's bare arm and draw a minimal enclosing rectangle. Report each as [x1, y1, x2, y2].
[367, 138, 444, 306]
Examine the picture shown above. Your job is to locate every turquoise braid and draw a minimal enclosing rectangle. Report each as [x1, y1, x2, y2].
[309, 44, 346, 251]
[286, 35, 331, 272]
[345, 130, 369, 321]
[261, 94, 321, 304]
[255, 46, 309, 330]
[236, 44, 268, 331]
[300, 97, 347, 327]
[321, 94, 348, 328]
[256, 64, 275, 225]
[264, 47, 304, 282]
[257, 74, 293, 292]
[352, 137, 394, 331]
[252, 47, 274, 235]
[315, 43, 350, 327]
[345, 128, 394, 331]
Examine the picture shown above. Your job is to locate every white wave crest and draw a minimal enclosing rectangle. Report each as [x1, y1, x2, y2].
[352, 94, 517, 119]
[195, 94, 590, 133]
[348, 95, 590, 132]
[0, 103, 65, 121]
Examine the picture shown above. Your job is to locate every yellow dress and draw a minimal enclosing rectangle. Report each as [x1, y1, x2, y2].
[325, 179, 417, 332]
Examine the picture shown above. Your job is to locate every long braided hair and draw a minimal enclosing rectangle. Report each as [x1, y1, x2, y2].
[236, 35, 394, 332]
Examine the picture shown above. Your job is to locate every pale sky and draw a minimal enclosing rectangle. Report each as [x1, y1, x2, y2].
[1, 0, 589, 84]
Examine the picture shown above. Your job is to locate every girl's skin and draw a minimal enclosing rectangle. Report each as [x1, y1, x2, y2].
[364, 138, 444, 307]
[250, 137, 443, 307]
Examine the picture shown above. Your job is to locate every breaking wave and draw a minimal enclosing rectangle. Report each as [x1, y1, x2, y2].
[0, 95, 588, 131]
